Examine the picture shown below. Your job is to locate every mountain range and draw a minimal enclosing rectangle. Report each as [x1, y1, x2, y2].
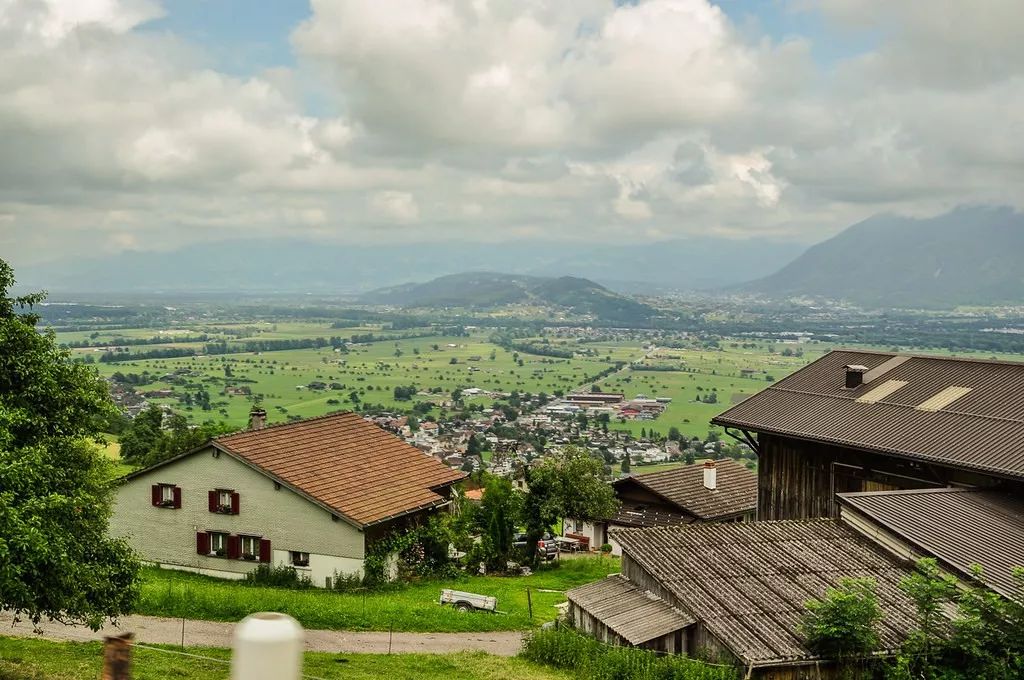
[744, 206, 1024, 308]
[18, 237, 803, 296]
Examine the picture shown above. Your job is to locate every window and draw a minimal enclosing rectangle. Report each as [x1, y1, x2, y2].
[208, 489, 239, 514]
[151, 483, 181, 509]
[290, 551, 310, 568]
[240, 535, 260, 561]
[209, 532, 228, 557]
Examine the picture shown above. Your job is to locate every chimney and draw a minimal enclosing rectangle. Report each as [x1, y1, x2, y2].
[703, 460, 717, 490]
[248, 407, 267, 431]
[844, 364, 869, 389]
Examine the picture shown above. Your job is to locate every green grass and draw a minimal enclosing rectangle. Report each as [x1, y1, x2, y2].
[0, 637, 570, 680]
[137, 557, 620, 633]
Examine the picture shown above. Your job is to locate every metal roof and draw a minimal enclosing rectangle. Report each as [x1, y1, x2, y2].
[566, 574, 695, 645]
[838, 487, 1024, 599]
[713, 350, 1024, 480]
[617, 458, 757, 520]
[612, 520, 918, 665]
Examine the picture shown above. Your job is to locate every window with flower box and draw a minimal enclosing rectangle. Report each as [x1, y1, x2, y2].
[290, 551, 310, 568]
[151, 484, 181, 509]
[208, 489, 239, 515]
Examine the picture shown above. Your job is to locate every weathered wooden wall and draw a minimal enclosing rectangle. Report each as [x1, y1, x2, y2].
[754, 434, 1012, 520]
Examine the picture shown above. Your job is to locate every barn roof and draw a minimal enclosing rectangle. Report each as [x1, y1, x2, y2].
[838, 487, 1024, 599]
[612, 520, 917, 666]
[566, 574, 695, 645]
[713, 350, 1024, 480]
[617, 458, 757, 520]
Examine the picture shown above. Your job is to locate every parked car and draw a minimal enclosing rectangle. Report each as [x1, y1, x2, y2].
[513, 532, 558, 560]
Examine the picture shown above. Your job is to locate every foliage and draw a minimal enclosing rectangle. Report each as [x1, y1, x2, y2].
[363, 511, 468, 585]
[522, 627, 740, 680]
[137, 557, 619, 632]
[476, 476, 522, 570]
[243, 563, 313, 589]
[0, 637, 572, 680]
[119, 405, 233, 468]
[892, 558, 1024, 679]
[522, 446, 619, 563]
[0, 259, 140, 630]
[801, 578, 881, 663]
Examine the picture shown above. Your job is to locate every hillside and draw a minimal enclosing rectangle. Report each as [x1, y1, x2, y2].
[746, 206, 1024, 308]
[360, 272, 658, 324]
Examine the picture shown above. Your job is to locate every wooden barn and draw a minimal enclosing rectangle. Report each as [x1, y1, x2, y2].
[712, 350, 1024, 520]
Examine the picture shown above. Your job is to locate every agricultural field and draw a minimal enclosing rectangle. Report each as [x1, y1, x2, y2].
[0, 637, 569, 680]
[137, 557, 620, 633]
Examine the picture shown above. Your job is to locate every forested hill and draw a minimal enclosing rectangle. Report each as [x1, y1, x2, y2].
[744, 206, 1024, 308]
[360, 272, 659, 324]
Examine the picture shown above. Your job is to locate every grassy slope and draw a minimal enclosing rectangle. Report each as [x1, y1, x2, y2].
[0, 637, 568, 680]
[138, 558, 620, 633]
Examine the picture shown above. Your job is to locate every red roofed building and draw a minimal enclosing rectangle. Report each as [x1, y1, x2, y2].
[110, 410, 464, 586]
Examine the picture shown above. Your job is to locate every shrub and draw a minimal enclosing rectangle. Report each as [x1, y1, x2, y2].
[522, 627, 740, 680]
[801, 577, 881, 661]
[243, 564, 313, 590]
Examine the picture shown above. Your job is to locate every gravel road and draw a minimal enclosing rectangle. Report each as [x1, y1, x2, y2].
[0, 612, 524, 656]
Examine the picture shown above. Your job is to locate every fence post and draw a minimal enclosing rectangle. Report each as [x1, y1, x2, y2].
[102, 633, 133, 680]
[231, 613, 304, 680]
[527, 587, 533, 621]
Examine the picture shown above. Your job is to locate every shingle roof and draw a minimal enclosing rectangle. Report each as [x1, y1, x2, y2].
[712, 350, 1024, 480]
[619, 458, 757, 520]
[213, 412, 465, 527]
[839, 488, 1024, 599]
[610, 505, 694, 528]
[567, 574, 695, 645]
[612, 521, 917, 666]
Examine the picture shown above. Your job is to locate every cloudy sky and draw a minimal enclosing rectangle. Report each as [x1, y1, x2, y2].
[2, 0, 1022, 267]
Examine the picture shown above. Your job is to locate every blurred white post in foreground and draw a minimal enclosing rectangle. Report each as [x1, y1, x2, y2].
[231, 612, 304, 680]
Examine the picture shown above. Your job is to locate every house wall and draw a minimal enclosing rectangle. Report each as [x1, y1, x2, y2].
[755, 434, 1007, 520]
[110, 447, 366, 586]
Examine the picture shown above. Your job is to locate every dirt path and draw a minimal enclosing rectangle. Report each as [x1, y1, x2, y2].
[0, 612, 524, 656]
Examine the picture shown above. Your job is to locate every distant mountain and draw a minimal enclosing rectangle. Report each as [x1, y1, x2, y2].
[18, 237, 803, 296]
[745, 206, 1024, 308]
[361, 272, 659, 324]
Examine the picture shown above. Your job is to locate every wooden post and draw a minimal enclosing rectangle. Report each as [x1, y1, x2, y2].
[102, 633, 133, 680]
[527, 587, 533, 621]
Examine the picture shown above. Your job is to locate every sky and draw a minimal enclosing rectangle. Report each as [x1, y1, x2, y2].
[2, 0, 1023, 267]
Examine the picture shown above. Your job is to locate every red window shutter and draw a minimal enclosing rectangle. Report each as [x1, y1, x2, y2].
[172, 486, 182, 509]
[231, 492, 240, 515]
[196, 532, 210, 555]
[228, 535, 241, 559]
[259, 538, 271, 563]
[151, 485, 160, 506]
[208, 490, 217, 513]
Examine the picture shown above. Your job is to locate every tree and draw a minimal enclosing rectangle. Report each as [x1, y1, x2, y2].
[477, 476, 521, 570]
[522, 446, 619, 563]
[620, 452, 631, 474]
[0, 259, 139, 629]
[120, 406, 232, 468]
[668, 426, 681, 442]
[801, 578, 881, 669]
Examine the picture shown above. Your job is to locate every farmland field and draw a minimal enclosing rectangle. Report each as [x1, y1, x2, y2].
[59, 321, 1023, 440]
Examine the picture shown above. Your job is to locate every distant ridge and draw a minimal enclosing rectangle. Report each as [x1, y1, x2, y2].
[744, 206, 1024, 308]
[360, 272, 659, 324]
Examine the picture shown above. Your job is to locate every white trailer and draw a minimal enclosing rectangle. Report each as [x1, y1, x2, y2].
[439, 589, 497, 612]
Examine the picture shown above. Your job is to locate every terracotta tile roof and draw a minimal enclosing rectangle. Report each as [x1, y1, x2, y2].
[619, 458, 757, 520]
[612, 520, 918, 666]
[839, 487, 1024, 599]
[713, 350, 1024, 480]
[215, 412, 465, 527]
[567, 574, 695, 645]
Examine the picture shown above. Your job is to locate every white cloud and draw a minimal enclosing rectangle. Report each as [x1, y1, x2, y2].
[2, 0, 1024, 267]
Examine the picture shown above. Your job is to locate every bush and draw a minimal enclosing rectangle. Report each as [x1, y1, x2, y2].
[329, 571, 364, 592]
[522, 627, 740, 680]
[243, 564, 313, 590]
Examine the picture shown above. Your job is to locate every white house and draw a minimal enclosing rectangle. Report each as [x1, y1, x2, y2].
[110, 410, 464, 586]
